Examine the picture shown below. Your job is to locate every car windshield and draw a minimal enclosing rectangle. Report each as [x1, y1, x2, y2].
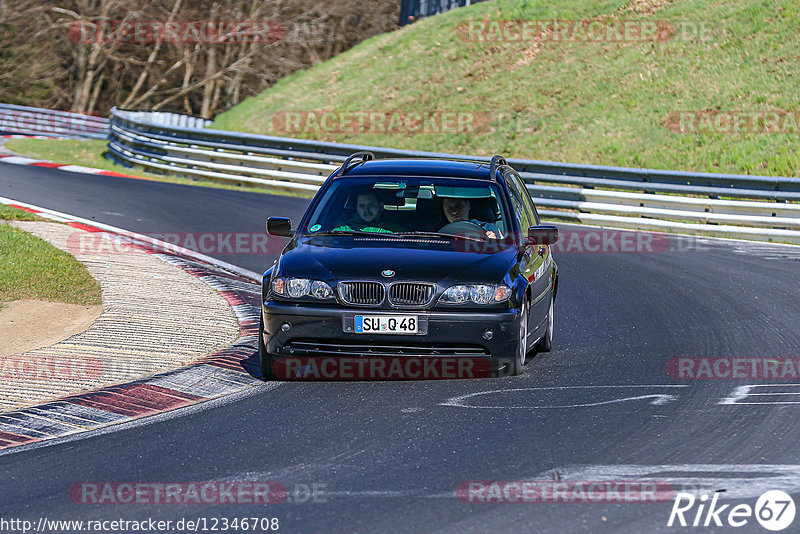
[300, 176, 510, 239]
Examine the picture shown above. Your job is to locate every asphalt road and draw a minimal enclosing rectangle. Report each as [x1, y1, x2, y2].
[2, 162, 800, 533]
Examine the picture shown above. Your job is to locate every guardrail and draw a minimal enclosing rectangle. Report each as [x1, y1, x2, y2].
[0, 104, 108, 139]
[107, 107, 800, 244]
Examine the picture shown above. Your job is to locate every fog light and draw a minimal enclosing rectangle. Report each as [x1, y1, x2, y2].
[281, 322, 291, 332]
[482, 329, 493, 340]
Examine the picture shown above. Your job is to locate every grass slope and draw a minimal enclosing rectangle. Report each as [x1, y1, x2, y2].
[0, 206, 102, 306]
[212, 0, 800, 177]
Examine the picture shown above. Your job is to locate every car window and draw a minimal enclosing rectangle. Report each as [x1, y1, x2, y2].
[515, 173, 541, 225]
[531, 202, 541, 225]
[504, 173, 532, 238]
[507, 172, 539, 226]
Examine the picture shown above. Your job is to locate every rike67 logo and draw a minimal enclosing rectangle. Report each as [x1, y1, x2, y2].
[668, 490, 796, 531]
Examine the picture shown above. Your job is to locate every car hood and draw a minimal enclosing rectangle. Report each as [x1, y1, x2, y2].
[278, 237, 517, 285]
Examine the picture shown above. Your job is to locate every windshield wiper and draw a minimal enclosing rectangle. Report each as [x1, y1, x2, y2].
[393, 231, 486, 243]
[309, 231, 381, 237]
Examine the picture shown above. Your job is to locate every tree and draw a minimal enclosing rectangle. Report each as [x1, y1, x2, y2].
[0, 0, 399, 117]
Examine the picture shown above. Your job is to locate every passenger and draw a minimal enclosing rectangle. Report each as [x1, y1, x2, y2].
[333, 191, 404, 233]
[440, 197, 502, 238]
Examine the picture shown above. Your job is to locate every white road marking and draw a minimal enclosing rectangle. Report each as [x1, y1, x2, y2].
[440, 385, 689, 409]
[719, 384, 800, 405]
[725, 241, 800, 260]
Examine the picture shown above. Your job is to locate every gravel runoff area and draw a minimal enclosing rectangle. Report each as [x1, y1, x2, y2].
[0, 221, 241, 412]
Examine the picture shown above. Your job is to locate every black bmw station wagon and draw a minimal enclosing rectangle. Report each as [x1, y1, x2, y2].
[260, 152, 559, 379]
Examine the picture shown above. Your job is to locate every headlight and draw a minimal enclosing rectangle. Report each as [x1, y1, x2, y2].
[310, 280, 333, 299]
[441, 285, 470, 303]
[287, 278, 311, 298]
[270, 278, 333, 300]
[440, 284, 511, 304]
[469, 285, 494, 305]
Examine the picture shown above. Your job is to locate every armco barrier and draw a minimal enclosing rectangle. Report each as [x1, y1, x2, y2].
[104, 107, 800, 244]
[0, 104, 108, 139]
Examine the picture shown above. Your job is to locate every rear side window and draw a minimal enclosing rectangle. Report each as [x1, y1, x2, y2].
[508, 172, 539, 225]
[504, 173, 533, 236]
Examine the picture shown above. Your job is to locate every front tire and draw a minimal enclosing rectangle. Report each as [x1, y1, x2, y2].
[535, 295, 554, 353]
[258, 314, 275, 380]
[510, 299, 528, 376]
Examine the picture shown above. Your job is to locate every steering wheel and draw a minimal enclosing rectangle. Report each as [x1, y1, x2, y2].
[438, 220, 486, 236]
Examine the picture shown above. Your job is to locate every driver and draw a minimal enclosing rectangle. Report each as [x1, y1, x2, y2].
[333, 191, 404, 233]
[441, 197, 502, 238]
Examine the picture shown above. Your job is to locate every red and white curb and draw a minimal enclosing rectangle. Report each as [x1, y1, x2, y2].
[0, 150, 146, 181]
[0, 199, 267, 452]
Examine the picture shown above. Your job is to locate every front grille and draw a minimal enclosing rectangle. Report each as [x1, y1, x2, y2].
[338, 281, 385, 305]
[285, 339, 489, 357]
[388, 283, 435, 306]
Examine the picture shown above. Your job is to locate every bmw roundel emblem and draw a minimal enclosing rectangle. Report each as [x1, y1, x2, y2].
[381, 269, 395, 278]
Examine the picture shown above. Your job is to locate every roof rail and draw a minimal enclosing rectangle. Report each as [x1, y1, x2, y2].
[332, 151, 375, 177]
[489, 155, 507, 179]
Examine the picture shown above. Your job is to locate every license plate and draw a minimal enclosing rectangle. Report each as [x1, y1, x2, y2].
[355, 315, 418, 334]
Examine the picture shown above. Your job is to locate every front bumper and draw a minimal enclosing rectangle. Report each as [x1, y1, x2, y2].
[262, 300, 519, 364]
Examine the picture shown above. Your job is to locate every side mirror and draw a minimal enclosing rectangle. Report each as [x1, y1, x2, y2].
[528, 225, 558, 245]
[267, 217, 293, 237]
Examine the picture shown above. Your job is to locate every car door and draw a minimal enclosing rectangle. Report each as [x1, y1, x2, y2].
[506, 172, 552, 334]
